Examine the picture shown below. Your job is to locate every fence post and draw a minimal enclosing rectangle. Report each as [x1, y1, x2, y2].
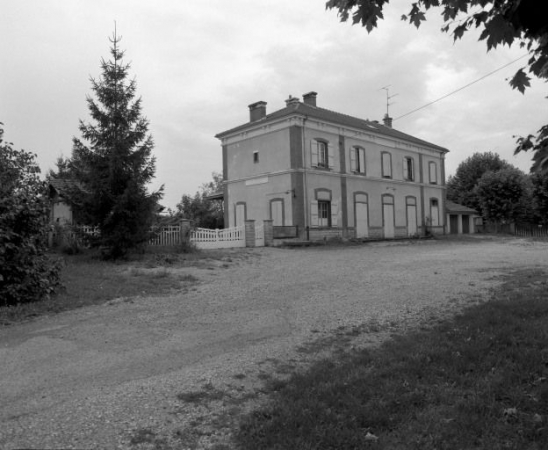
[180, 219, 191, 244]
[245, 220, 256, 247]
[263, 220, 273, 246]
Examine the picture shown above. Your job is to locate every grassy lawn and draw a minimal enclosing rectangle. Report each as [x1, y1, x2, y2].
[234, 269, 548, 450]
[0, 246, 237, 326]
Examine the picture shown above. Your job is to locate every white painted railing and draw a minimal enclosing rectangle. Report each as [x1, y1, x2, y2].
[149, 225, 182, 246]
[190, 225, 245, 249]
[51, 224, 250, 249]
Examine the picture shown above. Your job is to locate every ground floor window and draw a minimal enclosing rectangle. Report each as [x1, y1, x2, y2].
[270, 199, 284, 226]
[318, 200, 331, 227]
[430, 198, 439, 227]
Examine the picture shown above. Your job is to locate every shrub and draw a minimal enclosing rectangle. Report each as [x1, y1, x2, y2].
[0, 124, 61, 306]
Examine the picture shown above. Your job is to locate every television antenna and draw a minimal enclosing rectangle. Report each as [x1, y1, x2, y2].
[380, 85, 398, 117]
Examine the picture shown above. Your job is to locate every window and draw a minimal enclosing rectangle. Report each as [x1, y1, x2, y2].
[429, 161, 437, 184]
[403, 157, 414, 181]
[318, 141, 328, 168]
[270, 199, 284, 226]
[253, 151, 259, 163]
[311, 140, 334, 169]
[235, 202, 246, 227]
[382, 152, 392, 178]
[350, 146, 366, 174]
[310, 189, 338, 228]
[318, 200, 331, 227]
[430, 198, 440, 226]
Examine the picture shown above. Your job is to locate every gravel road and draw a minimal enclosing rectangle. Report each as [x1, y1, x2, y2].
[1, 236, 547, 449]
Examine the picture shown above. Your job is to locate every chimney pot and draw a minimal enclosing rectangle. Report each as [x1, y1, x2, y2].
[285, 95, 300, 107]
[383, 114, 393, 128]
[302, 91, 318, 107]
[248, 101, 267, 122]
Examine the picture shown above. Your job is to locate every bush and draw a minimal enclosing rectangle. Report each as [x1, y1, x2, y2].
[0, 124, 61, 306]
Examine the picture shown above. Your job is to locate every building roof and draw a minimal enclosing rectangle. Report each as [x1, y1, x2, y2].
[49, 178, 81, 198]
[446, 200, 478, 214]
[204, 191, 224, 201]
[216, 99, 449, 153]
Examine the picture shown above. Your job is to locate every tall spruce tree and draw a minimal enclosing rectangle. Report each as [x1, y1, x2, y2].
[71, 30, 163, 259]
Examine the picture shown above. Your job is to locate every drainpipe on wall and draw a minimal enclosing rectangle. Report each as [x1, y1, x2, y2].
[301, 115, 309, 240]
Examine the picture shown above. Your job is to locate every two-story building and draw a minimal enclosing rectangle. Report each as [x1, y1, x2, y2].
[215, 92, 448, 240]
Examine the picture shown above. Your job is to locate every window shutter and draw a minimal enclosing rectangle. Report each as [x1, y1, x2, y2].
[350, 148, 356, 172]
[358, 148, 366, 174]
[410, 159, 414, 180]
[310, 141, 318, 167]
[403, 158, 408, 179]
[382, 152, 392, 177]
[310, 200, 319, 226]
[328, 143, 335, 169]
[330, 201, 338, 227]
[429, 162, 437, 183]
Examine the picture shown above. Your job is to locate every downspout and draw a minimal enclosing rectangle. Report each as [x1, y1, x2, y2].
[301, 115, 309, 240]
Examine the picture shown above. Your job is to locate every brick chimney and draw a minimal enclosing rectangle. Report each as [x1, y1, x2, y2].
[302, 91, 317, 107]
[249, 101, 267, 122]
[383, 113, 393, 128]
[285, 95, 300, 107]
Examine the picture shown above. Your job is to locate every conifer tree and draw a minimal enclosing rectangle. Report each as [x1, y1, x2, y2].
[71, 30, 163, 259]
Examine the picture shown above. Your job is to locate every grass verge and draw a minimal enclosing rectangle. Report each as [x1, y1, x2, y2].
[234, 269, 548, 450]
[0, 249, 202, 326]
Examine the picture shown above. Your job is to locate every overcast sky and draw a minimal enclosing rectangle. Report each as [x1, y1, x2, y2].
[1, 1, 546, 209]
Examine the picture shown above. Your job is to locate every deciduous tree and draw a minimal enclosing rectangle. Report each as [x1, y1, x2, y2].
[326, 0, 548, 171]
[475, 167, 527, 224]
[176, 172, 224, 229]
[530, 171, 548, 224]
[0, 124, 61, 306]
[69, 30, 163, 259]
[447, 152, 512, 213]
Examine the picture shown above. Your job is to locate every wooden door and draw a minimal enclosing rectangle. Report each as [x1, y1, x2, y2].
[383, 203, 395, 238]
[355, 202, 369, 238]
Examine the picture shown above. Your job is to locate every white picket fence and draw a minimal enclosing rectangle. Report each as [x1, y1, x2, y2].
[52, 223, 256, 249]
[190, 226, 245, 249]
[149, 225, 182, 246]
[80, 225, 100, 236]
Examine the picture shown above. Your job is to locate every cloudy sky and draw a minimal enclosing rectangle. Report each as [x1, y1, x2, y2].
[1, 1, 545, 209]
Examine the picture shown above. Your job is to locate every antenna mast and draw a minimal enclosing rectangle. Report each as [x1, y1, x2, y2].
[380, 85, 398, 117]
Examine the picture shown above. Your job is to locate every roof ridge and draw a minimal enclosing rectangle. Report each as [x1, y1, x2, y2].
[300, 102, 377, 125]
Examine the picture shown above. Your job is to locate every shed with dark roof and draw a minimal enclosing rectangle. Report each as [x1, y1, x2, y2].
[445, 200, 480, 234]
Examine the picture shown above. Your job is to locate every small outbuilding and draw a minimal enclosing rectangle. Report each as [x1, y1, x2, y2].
[49, 179, 78, 225]
[445, 200, 480, 234]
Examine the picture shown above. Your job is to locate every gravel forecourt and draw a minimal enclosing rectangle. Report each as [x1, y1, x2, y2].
[1, 236, 547, 449]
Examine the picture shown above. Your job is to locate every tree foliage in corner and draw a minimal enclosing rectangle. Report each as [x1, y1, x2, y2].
[176, 172, 224, 229]
[447, 152, 513, 213]
[530, 171, 548, 224]
[0, 124, 61, 306]
[70, 31, 163, 259]
[326, 0, 548, 171]
[475, 167, 528, 224]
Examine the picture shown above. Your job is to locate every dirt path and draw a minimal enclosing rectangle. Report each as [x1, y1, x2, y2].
[1, 237, 547, 449]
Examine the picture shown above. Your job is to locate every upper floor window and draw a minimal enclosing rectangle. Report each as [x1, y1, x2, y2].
[382, 152, 392, 178]
[403, 157, 414, 181]
[253, 151, 259, 163]
[318, 142, 328, 168]
[350, 146, 366, 174]
[311, 140, 334, 169]
[429, 161, 438, 184]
